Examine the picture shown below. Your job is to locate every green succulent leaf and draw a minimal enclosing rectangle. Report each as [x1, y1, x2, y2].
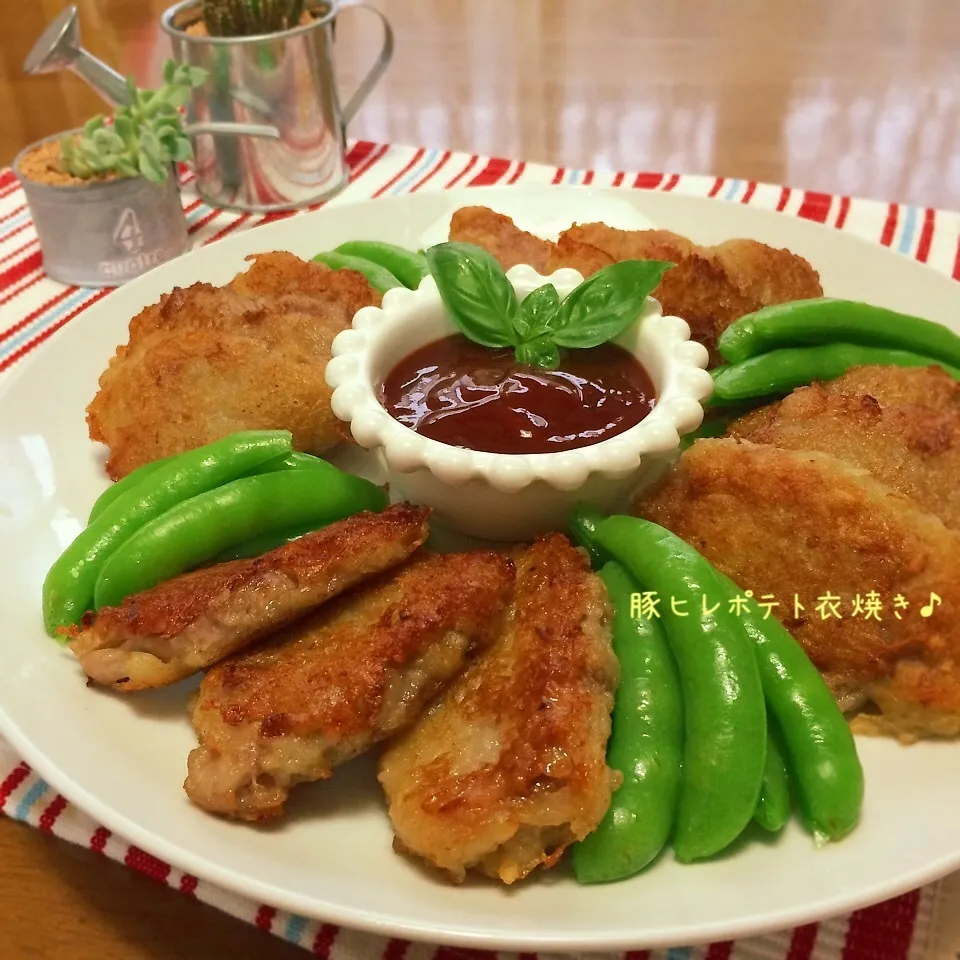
[116, 157, 139, 178]
[188, 66, 208, 87]
[170, 137, 194, 162]
[138, 151, 168, 183]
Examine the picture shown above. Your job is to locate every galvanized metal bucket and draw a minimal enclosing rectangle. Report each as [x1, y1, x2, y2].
[14, 132, 190, 288]
[162, 0, 393, 212]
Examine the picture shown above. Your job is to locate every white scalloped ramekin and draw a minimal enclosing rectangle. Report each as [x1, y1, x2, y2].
[325, 265, 713, 541]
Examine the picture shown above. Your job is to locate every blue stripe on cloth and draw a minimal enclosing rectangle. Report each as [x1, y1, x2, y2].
[0, 287, 98, 361]
[14, 779, 49, 821]
[389, 148, 440, 195]
[566, 169, 581, 185]
[283, 914, 308, 944]
[723, 179, 743, 201]
[898, 204, 918, 255]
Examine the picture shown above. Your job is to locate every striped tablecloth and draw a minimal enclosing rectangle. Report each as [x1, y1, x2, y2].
[0, 141, 957, 960]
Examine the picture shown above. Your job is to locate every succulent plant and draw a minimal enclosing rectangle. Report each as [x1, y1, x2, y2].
[59, 60, 207, 184]
[202, 0, 305, 36]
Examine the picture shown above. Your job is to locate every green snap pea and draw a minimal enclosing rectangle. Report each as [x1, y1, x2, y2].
[333, 241, 429, 289]
[572, 561, 683, 883]
[591, 515, 767, 863]
[754, 721, 791, 833]
[714, 570, 864, 842]
[711, 342, 960, 402]
[567, 504, 613, 569]
[250, 451, 341, 476]
[718, 297, 960, 368]
[93, 467, 388, 608]
[87, 454, 180, 523]
[42, 431, 292, 638]
[311, 251, 403, 293]
[212, 521, 332, 562]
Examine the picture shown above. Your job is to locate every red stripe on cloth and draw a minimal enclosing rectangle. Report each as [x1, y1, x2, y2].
[469, 157, 511, 187]
[255, 905, 276, 932]
[707, 177, 724, 198]
[507, 160, 527, 185]
[0, 169, 17, 192]
[372, 148, 426, 198]
[0, 762, 31, 807]
[0, 249, 43, 295]
[202, 212, 254, 247]
[0, 221, 32, 247]
[705, 941, 733, 960]
[0, 203, 26, 227]
[952, 237, 960, 280]
[776, 186, 791, 211]
[0, 274, 43, 310]
[89, 826, 110, 854]
[552, 167, 565, 185]
[916, 208, 936, 262]
[786, 923, 818, 960]
[0, 286, 71, 344]
[382, 939, 409, 960]
[0, 288, 111, 375]
[179, 874, 198, 897]
[612, 172, 625, 187]
[0, 180, 21, 201]
[662, 173, 680, 192]
[797, 191, 832, 223]
[879, 203, 899, 246]
[124, 845, 172, 884]
[445, 155, 479, 189]
[624, 951, 650, 960]
[311, 923, 339, 958]
[0, 238, 37, 267]
[582, 169, 595, 186]
[634, 172, 664, 189]
[741, 181, 757, 204]
[345, 139, 376, 170]
[37, 794, 68, 832]
[841, 891, 920, 960]
[348, 143, 390, 186]
[835, 196, 851, 230]
[411, 150, 452, 192]
[187, 205, 226, 235]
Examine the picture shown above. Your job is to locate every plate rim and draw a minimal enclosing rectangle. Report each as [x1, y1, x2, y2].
[2, 183, 958, 951]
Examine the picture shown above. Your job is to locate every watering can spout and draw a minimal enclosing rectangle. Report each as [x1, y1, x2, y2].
[23, 5, 132, 107]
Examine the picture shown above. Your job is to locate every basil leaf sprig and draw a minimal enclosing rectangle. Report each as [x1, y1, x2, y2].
[424, 242, 673, 369]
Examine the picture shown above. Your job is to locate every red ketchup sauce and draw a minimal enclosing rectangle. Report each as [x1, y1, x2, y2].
[378, 334, 656, 455]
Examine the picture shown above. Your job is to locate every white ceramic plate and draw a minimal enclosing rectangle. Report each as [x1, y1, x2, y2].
[3, 186, 960, 952]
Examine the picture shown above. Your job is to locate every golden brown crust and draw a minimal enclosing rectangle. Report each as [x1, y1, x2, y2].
[185, 549, 515, 820]
[87, 252, 380, 478]
[728, 380, 960, 529]
[448, 206, 555, 273]
[821, 364, 960, 411]
[634, 439, 960, 739]
[378, 534, 618, 884]
[67, 504, 429, 690]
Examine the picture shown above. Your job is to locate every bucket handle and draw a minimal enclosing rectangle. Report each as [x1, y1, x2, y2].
[335, 2, 394, 126]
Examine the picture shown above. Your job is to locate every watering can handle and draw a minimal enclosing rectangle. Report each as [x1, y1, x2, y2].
[336, 2, 394, 127]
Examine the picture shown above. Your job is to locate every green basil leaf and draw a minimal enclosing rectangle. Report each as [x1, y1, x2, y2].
[551, 260, 674, 348]
[517, 283, 561, 340]
[424, 242, 520, 348]
[516, 337, 561, 369]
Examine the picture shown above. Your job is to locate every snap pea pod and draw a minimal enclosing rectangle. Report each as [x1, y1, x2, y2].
[591, 515, 767, 863]
[718, 297, 960, 368]
[42, 431, 292, 637]
[333, 241, 429, 289]
[93, 467, 388, 608]
[87, 454, 180, 523]
[567, 504, 613, 569]
[754, 721, 791, 833]
[250, 451, 341, 475]
[573, 561, 683, 883]
[714, 570, 863, 842]
[311, 251, 403, 293]
[712, 343, 960, 402]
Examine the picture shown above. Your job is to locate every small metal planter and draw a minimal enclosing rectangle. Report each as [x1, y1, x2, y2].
[14, 132, 190, 288]
[162, 0, 393, 212]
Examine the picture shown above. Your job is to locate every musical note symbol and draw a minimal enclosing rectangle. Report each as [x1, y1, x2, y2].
[921, 592, 942, 618]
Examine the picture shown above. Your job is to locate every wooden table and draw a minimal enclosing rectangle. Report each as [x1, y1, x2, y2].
[1, 2, 960, 957]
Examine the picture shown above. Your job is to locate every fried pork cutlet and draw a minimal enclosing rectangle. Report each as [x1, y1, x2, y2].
[378, 535, 618, 884]
[68, 505, 428, 692]
[635, 439, 960, 741]
[728, 376, 960, 529]
[185, 550, 515, 821]
[448, 206, 554, 273]
[553, 224, 823, 363]
[821, 363, 960, 411]
[87, 251, 380, 479]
